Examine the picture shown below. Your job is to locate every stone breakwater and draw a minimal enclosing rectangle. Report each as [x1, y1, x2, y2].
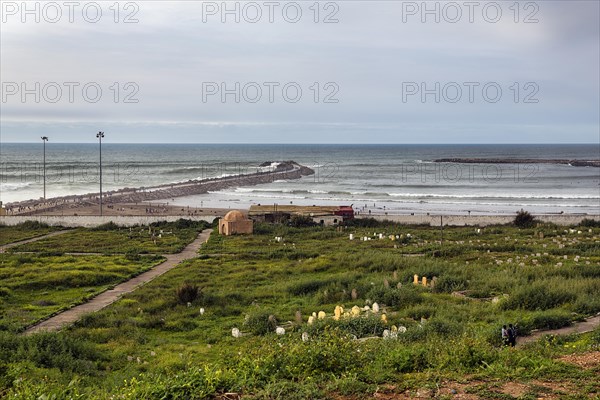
[7, 161, 314, 214]
[434, 158, 600, 167]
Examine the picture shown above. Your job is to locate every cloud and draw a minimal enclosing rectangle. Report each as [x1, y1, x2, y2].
[1, 0, 598, 143]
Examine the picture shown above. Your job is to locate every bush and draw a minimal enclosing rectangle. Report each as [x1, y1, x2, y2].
[289, 215, 316, 228]
[344, 217, 381, 227]
[432, 276, 468, 293]
[125, 249, 141, 261]
[579, 218, 600, 228]
[367, 286, 423, 308]
[244, 311, 278, 336]
[502, 284, 575, 311]
[514, 209, 535, 228]
[530, 310, 572, 330]
[17, 220, 50, 229]
[91, 221, 120, 231]
[175, 282, 200, 304]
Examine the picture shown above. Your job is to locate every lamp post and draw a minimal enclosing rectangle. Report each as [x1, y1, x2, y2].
[96, 131, 105, 216]
[41, 136, 48, 200]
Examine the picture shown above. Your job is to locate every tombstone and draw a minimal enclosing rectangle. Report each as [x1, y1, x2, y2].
[308, 316, 315, 325]
[431, 277, 437, 289]
[397, 282, 402, 289]
[381, 314, 387, 323]
[318, 311, 326, 320]
[398, 326, 407, 333]
[382, 329, 390, 339]
[295, 310, 303, 325]
[384, 279, 390, 289]
[275, 327, 285, 335]
[539, 232, 544, 239]
[422, 277, 427, 286]
[393, 271, 398, 280]
[349, 234, 354, 240]
[334, 305, 343, 320]
[231, 328, 241, 338]
[351, 288, 358, 300]
[351, 305, 361, 317]
[413, 274, 419, 285]
[302, 332, 309, 342]
[200, 307, 205, 315]
[372, 303, 380, 313]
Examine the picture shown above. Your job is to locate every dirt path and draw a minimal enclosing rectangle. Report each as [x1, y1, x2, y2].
[23, 229, 213, 335]
[0, 230, 71, 253]
[517, 314, 600, 347]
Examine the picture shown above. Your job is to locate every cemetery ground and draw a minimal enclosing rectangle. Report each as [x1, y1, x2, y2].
[0, 218, 599, 398]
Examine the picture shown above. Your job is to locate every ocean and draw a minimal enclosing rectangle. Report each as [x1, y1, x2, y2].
[1, 143, 599, 215]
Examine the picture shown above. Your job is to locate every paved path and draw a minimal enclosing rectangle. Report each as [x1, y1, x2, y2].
[24, 229, 213, 335]
[0, 230, 71, 253]
[517, 314, 600, 347]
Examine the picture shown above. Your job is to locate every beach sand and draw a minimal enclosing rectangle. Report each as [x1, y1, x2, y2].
[17, 202, 232, 218]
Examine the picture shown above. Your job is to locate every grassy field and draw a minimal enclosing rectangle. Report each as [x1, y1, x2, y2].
[8, 220, 205, 254]
[0, 253, 164, 333]
[0, 221, 64, 246]
[0, 219, 599, 399]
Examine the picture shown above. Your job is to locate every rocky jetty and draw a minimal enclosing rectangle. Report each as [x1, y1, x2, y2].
[7, 161, 314, 214]
[434, 158, 599, 167]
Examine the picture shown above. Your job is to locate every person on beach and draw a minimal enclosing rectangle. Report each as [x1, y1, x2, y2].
[508, 324, 517, 347]
[501, 325, 509, 346]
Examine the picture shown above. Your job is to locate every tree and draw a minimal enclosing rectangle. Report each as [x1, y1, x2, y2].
[514, 209, 535, 228]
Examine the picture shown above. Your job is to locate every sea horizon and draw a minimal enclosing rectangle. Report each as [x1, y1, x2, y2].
[2, 143, 599, 215]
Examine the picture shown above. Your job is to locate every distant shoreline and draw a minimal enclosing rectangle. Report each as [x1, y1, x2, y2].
[434, 158, 600, 167]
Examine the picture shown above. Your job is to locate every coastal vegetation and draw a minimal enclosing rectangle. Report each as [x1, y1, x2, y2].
[0, 221, 62, 246]
[0, 219, 598, 398]
[6, 219, 207, 254]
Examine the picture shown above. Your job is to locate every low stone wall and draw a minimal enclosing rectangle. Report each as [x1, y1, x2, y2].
[365, 214, 599, 227]
[0, 215, 217, 228]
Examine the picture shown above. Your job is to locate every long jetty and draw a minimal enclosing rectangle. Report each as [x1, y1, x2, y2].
[434, 158, 599, 167]
[7, 161, 314, 215]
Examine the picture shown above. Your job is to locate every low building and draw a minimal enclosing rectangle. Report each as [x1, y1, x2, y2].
[312, 215, 342, 226]
[249, 205, 354, 224]
[218, 210, 253, 235]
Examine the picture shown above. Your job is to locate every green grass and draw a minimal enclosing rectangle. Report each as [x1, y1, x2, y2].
[9, 219, 209, 254]
[0, 253, 164, 332]
[0, 222, 63, 246]
[0, 221, 599, 398]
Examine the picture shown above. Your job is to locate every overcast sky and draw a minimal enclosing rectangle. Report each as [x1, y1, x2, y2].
[1, 1, 599, 143]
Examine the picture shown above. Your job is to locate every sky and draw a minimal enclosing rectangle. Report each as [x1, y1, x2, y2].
[0, 0, 599, 144]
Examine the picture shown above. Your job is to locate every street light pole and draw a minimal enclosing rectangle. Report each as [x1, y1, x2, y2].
[96, 132, 105, 216]
[41, 136, 48, 200]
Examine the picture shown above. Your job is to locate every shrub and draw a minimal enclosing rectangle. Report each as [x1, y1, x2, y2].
[91, 221, 120, 231]
[344, 217, 381, 228]
[573, 295, 600, 315]
[367, 286, 423, 308]
[125, 249, 141, 261]
[514, 209, 535, 228]
[530, 310, 572, 330]
[432, 276, 468, 293]
[385, 345, 431, 373]
[502, 284, 575, 311]
[579, 218, 600, 228]
[17, 220, 50, 229]
[289, 215, 316, 228]
[175, 282, 200, 304]
[244, 311, 277, 335]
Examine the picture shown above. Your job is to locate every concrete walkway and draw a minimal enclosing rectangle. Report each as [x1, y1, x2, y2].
[517, 314, 600, 347]
[0, 230, 71, 253]
[24, 229, 213, 335]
